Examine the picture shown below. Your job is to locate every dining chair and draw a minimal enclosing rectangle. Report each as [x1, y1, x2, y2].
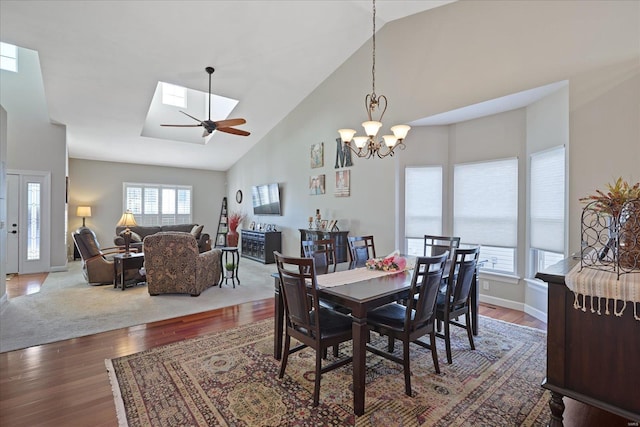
[301, 239, 337, 274]
[273, 251, 353, 407]
[424, 235, 460, 259]
[435, 246, 480, 364]
[348, 235, 376, 263]
[366, 252, 449, 396]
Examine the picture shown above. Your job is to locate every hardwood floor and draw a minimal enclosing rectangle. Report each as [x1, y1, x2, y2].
[1, 273, 633, 426]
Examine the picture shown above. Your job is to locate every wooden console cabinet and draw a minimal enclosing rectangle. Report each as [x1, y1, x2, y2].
[536, 259, 640, 425]
[299, 229, 349, 263]
[240, 229, 281, 264]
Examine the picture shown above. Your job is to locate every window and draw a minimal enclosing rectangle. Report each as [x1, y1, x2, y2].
[124, 183, 192, 225]
[161, 82, 187, 108]
[26, 181, 41, 260]
[404, 166, 443, 256]
[529, 146, 565, 276]
[454, 158, 518, 274]
[0, 42, 18, 72]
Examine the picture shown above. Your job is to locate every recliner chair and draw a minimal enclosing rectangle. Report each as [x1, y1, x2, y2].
[72, 227, 136, 285]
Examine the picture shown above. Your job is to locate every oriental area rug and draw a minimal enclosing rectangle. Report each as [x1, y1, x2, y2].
[106, 316, 551, 426]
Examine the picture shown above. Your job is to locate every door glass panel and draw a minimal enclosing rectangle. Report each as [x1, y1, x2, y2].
[27, 182, 41, 260]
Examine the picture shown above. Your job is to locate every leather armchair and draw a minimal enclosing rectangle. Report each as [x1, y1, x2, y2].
[143, 232, 221, 297]
[72, 227, 138, 285]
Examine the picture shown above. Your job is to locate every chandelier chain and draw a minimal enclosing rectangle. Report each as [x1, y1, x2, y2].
[371, 0, 376, 98]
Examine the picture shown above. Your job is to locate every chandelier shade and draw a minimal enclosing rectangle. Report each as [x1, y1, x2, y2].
[337, 0, 410, 159]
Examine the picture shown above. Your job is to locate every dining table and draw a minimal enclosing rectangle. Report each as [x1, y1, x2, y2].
[272, 259, 480, 416]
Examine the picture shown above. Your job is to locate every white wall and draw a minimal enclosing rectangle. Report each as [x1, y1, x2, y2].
[0, 106, 7, 306]
[0, 46, 67, 271]
[227, 0, 639, 309]
[68, 159, 226, 254]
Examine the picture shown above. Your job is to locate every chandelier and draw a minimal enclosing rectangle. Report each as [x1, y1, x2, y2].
[338, 0, 410, 159]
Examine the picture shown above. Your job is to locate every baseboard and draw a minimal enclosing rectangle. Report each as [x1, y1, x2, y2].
[524, 304, 547, 323]
[0, 293, 8, 315]
[50, 264, 69, 273]
[479, 294, 524, 312]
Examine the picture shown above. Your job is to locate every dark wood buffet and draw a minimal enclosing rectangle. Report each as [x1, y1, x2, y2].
[535, 258, 640, 425]
[299, 229, 349, 263]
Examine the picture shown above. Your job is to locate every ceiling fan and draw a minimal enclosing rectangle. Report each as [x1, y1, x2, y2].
[161, 66, 250, 138]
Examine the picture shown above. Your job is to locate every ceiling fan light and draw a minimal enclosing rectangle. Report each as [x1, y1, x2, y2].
[391, 124, 411, 140]
[338, 128, 357, 142]
[362, 121, 382, 138]
[353, 136, 369, 149]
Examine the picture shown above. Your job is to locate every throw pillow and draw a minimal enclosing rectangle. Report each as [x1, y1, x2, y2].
[190, 224, 204, 239]
[119, 230, 142, 242]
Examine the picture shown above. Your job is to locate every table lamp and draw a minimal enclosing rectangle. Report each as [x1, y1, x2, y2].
[116, 209, 138, 256]
[76, 206, 92, 227]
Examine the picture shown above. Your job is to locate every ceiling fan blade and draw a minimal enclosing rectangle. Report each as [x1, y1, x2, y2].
[217, 127, 250, 136]
[214, 118, 246, 128]
[160, 124, 202, 127]
[179, 110, 203, 123]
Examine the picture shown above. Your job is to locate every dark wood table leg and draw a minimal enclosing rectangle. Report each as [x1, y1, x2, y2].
[273, 280, 284, 360]
[548, 391, 565, 427]
[471, 268, 479, 335]
[352, 311, 367, 416]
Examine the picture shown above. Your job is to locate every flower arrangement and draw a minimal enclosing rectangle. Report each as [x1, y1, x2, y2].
[365, 251, 407, 272]
[579, 177, 640, 218]
[227, 212, 246, 232]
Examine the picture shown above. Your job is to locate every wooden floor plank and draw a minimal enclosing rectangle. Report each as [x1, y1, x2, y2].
[1, 275, 631, 426]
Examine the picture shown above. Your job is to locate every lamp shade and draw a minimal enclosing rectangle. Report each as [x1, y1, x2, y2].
[391, 124, 411, 140]
[76, 206, 92, 218]
[362, 120, 382, 138]
[338, 128, 356, 143]
[117, 210, 138, 228]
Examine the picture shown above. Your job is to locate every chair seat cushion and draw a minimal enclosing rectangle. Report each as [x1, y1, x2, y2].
[368, 303, 407, 327]
[311, 307, 352, 335]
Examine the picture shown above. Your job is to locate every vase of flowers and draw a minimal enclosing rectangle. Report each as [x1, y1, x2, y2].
[365, 251, 407, 272]
[227, 212, 246, 247]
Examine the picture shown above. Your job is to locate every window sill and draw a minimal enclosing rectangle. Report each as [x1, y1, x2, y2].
[478, 271, 520, 285]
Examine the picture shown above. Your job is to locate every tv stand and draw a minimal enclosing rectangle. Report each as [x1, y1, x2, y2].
[240, 229, 281, 264]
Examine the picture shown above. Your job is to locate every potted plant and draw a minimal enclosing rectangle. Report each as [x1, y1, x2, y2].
[580, 177, 640, 269]
[226, 212, 246, 247]
[225, 262, 235, 278]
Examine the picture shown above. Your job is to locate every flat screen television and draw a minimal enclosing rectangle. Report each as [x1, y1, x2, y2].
[251, 183, 281, 215]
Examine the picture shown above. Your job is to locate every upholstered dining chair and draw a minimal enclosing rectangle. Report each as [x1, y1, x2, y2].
[435, 246, 480, 364]
[348, 235, 376, 263]
[274, 251, 353, 407]
[366, 252, 449, 396]
[301, 238, 337, 273]
[72, 227, 137, 285]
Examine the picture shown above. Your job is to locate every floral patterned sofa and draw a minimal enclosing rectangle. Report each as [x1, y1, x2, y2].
[114, 224, 211, 253]
[143, 232, 221, 297]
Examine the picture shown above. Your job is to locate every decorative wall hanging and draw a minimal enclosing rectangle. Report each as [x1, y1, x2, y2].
[309, 175, 326, 195]
[311, 142, 324, 168]
[335, 137, 354, 168]
[335, 170, 350, 197]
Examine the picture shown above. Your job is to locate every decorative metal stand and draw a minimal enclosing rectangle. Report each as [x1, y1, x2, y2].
[580, 199, 640, 278]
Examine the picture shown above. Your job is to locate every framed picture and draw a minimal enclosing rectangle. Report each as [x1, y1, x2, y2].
[310, 142, 324, 168]
[327, 219, 338, 232]
[335, 170, 350, 197]
[320, 219, 328, 230]
[309, 174, 326, 195]
[249, 221, 255, 230]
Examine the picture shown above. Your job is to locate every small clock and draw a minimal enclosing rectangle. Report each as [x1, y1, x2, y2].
[235, 190, 243, 204]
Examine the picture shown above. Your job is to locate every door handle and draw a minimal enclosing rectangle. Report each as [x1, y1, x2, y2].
[10, 230, 17, 234]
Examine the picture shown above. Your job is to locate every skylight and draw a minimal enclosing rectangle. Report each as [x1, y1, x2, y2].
[162, 82, 186, 108]
[0, 42, 18, 72]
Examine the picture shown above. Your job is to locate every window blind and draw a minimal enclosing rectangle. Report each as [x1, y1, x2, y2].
[530, 146, 565, 253]
[454, 158, 518, 247]
[124, 183, 192, 225]
[405, 166, 443, 237]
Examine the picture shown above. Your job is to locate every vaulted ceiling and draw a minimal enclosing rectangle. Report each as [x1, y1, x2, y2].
[0, 1, 456, 171]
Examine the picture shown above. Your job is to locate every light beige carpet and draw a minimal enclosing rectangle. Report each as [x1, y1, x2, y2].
[0, 259, 277, 353]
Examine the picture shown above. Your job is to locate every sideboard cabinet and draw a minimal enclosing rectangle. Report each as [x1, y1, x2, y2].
[240, 230, 281, 264]
[299, 229, 349, 263]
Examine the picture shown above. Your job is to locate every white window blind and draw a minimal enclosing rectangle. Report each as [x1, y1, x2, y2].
[405, 166, 443, 237]
[124, 183, 192, 225]
[530, 146, 565, 253]
[454, 158, 518, 247]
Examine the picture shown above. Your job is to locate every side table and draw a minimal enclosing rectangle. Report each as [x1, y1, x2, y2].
[220, 247, 240, 288]
[113, 252, 145, 291]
